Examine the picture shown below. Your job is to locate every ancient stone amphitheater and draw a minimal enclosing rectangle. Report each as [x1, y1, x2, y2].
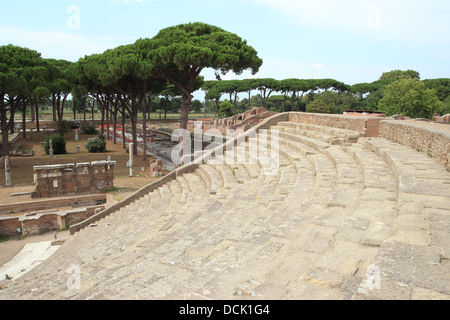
[1, 112, 449, 300]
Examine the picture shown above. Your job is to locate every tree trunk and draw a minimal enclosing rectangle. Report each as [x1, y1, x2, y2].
[52, 95, 57, 122]
[298, 92, 305, 112]
[215, 99, 219, 119]
[1, 97, 9, 157]
[1, 97, 13, 185]
[121, 106, 126, 150]
[130, 108, 138, 156]
[60, 95, 68, 123]
[35, 104, 40, 132]
[56, 95, 62, 124]
[180, 92, 193, 130]
[30, 103, 35, 123]
[111, 101, 118, 145]
[73, 98, 76, 120]
[9, 112, 15, 134]
[291, 93, 296, 112]
[106, 103, 110, 140]
[100, 106, 105, 136]
[22, 104, 27, 139]
[142, 102, 147, 161]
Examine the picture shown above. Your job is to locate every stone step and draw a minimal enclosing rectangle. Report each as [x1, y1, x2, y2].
[167, 179, 183, 205]
[182, 172, 208, 205]
[246, 136, 291, 170]
[200, 164, 227, 198]
[343, 141, 397, 191]
[278, 130, 332, 152]
[278, 121, 363, 141]
[270, 127, 366, 210]
[195, 165, 212, 192]
[212, 164, 238, 191]
[4, 122, 450, 300]
[273, 125, 344, 145]
[362, 138, 450, 247]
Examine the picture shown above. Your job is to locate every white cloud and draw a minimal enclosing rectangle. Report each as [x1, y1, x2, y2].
[250, 0, 450, 45]
[112, 0, 158, 4]
[313, 63, 324, 69]
[0, 26, 133, 61]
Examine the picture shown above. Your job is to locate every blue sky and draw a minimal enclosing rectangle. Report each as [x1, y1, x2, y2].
[1, 0, 449, 92]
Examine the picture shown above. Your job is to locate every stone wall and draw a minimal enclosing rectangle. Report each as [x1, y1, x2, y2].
[288, 112, 385, 137]
[379, 120, 450, 170]
[0, 194, 107, 215]
[0, 206, 104, 237]
[32, 160, 116, 199]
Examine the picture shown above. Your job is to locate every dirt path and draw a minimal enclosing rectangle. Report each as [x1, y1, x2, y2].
[0, 174, 160, 269]
[0, 129, 172, 271]
[0, 230, 71, 268]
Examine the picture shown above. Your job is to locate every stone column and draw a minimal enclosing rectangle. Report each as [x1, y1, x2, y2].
[49, 139, 53, 157]
[4, 155, 11, 186]
[129, 143, 134, 177]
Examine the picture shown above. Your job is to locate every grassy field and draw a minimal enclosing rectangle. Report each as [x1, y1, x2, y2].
[0, 130, 165, 188]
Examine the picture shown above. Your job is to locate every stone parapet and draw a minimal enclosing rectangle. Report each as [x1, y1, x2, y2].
[288, 112, 385, 137]
[379, 120, 450, 170]
[0, 194, 107, 215]
[0, 206, 104, 237]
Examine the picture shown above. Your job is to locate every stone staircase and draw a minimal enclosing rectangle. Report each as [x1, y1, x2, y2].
[1, 119, 449, 300]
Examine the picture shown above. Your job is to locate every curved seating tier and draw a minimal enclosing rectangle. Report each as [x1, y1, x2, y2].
[1, 120, 449, 300]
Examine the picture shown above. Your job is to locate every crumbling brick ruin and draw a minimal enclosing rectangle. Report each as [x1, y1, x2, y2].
[32, 160, 116, 199]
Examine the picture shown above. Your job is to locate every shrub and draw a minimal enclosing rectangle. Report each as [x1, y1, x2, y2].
[378, 79, 441, 119]
[43, 134, 67, 155]
[81, 123, 98, 135]
[306, 98, 333, 114]
[69, 120, 81, 130]
[85, 133, 107, 153]
[219, 100, 235, 118]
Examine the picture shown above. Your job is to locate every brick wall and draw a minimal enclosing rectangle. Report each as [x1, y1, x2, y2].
[380, 120, 450, 170]
[0, 194, 106, 215]
[0, 206, 104, 237]
[32, 161, 116, 198]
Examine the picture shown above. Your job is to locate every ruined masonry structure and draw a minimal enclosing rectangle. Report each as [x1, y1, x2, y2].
[1, 112, 449, 300]
[32, 160, 116, 199]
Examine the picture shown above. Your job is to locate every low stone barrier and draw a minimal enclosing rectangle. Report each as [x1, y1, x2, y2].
[288, 112, 385, 137]
[379, 120, 450, 170]
[0, 194, 107, 215]
[0, 205, 104, 237]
